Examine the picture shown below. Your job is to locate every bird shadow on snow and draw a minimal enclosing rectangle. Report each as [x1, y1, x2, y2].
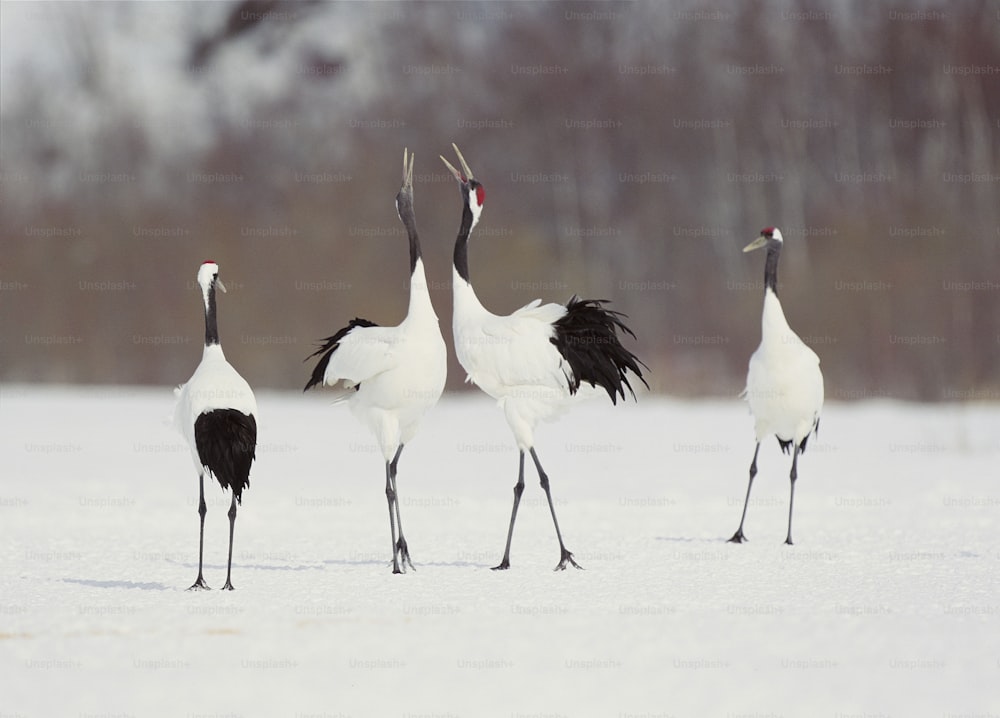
[321, 558, 400, 569]
[421, 560, 495, 569]
[238, 563, 324, 572]
[653, 536, 727, 544]
[164, 558, 324, 573]
[61, 578, 171, 591]
[321, 558, 495, 570]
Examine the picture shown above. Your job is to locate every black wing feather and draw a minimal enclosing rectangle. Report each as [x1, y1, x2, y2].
[303, 318, 379, 391]
[550, 296, 649, 404]
[194, 409, 257, 503]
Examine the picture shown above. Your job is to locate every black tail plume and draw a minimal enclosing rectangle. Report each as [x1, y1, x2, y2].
[194, 409, 257, 503]
[551, 297, 649, 404]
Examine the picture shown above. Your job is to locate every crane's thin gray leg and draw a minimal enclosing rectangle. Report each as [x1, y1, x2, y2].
[493, 451, 526, 570]
[385, 460, 402, 574]
[222, 494, 237, 590]
[189, 473, 210, 590]
[784, 445, 800, 546]
[389, 445, 414, 571]
[729, 443, 760, 544]
[530, 448, 582, 571]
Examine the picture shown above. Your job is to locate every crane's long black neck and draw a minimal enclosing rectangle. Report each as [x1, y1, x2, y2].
[204, 284, 220, 346]
[453, 199, 474, 284]
[399, 203, 420, 275]
[764, 243, 780, 295]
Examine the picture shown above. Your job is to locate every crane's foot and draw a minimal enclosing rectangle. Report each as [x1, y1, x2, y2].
[188, 576, 210, 591]
[221, 579, 235, 591]
[728, 529, 748, 544]
[784, 537, 794, 546]
[396, 538, 415, 572]
[554, 548, 582, 571]
[491, 557, 511, 571]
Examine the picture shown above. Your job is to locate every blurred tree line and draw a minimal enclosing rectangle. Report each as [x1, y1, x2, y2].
[2, 0, 998, 400]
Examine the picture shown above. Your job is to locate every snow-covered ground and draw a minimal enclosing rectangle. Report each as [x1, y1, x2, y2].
[2, 385, 998, 717]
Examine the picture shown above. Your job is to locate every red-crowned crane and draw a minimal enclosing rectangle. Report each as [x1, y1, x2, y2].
[441, 144, 647, 571]
[305, 150, 447, 574]
[729, 227, 824, 545]
[175, 261, 258, 590]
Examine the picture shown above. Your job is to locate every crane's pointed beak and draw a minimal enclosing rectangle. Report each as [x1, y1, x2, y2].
[402, 148, 414, 191]
[451, 143, 474, 180]
[216, 278, 228, 293]
[441, 144, 474, 183]
[440, 155, 462, 182]
[743, 236, 768, 253]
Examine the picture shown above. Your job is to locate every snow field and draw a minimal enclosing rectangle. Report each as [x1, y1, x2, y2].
[1, 386, 999, 717]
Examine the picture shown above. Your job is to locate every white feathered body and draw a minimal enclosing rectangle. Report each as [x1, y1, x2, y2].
[174, 344, 258, 474]
[452, 278, 594, 450]
[320, 262, 447, 460]
[745, 291, 823, 446]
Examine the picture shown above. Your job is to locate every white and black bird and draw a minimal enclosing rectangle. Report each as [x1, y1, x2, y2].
[174, 261, 258, 590]
[729, 227, 824, 546]
[441, 144, 647, 571]
[305, 149, 447, 574]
